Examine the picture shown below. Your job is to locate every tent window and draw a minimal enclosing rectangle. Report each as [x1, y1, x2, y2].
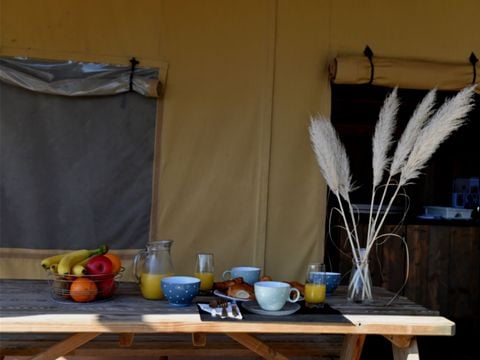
[0, 57, 160, 250]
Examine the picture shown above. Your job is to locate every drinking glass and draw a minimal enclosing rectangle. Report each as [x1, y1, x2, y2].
[304, 263, 326, 308]
[194, 253, 214, 293]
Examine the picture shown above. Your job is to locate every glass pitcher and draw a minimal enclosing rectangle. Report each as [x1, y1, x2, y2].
[133, 240, 175, 300]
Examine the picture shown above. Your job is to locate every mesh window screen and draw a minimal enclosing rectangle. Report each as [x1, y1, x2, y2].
[0, 82, 157, 250]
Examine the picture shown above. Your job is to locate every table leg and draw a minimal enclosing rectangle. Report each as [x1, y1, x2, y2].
[226, 333, 289, 360]
[28, 332, 101, 360]
[192, 333, 207, 347]
[118, 333, 135, 347]
[339, 334, 366, 360]
[392, 337, 420, 360]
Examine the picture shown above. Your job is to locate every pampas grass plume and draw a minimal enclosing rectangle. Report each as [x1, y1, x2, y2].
[309, 116, 352, 199]
[399, 85, 476, 185]
[372, 88, 399, 187]
[390, 89, 437, 176]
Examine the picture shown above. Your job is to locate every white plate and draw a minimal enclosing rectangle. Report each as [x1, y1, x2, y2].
[417, 214, 437, 220]
[241, 301, 301, 316]
[213, 289, 252, 302]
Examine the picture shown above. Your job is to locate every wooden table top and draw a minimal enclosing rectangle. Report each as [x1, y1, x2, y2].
[0, 280, 454, 336]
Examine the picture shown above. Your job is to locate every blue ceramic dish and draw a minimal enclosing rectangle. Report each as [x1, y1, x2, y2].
[309, 272, 342, 295]
[161, 276, 200, 306]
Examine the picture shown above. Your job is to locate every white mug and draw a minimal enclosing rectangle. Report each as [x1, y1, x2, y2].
[254, 281, 300, 311]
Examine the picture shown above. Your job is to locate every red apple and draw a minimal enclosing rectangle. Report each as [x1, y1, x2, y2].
[97, 277, 117, 298]
[85, 255, 113, 278]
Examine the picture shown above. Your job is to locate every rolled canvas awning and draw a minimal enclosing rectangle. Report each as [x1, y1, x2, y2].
[0, 56, 163, 98]
[329, 55, 479, 93]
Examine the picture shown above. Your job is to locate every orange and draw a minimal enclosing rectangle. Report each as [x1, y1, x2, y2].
[104, 253, 122, 274]
[70, 277, 98, 302]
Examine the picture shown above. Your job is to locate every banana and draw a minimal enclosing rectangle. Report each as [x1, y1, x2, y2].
[41, 254, 67, 269]
[49, 264, 58, 273]
[57, 245, 109, 275]
[57, 250, 92, 275]
[72, 257, 91, 276]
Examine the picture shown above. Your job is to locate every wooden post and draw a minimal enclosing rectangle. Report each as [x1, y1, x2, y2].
[192, 333, 207, 347]
[28, 332, 100, 360]
[227, 333, 289, 360]
[392, 337, 419, 360]
[339, 334, 365, 360]
[383, 335, 413, 348]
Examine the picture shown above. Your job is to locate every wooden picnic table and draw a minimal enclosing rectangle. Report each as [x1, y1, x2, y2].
[0, 279, 454, 360]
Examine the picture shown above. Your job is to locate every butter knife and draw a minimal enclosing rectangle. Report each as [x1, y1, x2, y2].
[231, 303, 240, 317]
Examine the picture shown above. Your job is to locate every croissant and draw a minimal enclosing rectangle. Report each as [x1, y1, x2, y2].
[213, 277, 244, 291]
[227, 283, 255, 300]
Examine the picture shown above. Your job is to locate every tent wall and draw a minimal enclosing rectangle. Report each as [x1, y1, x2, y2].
[1, 0, 479, 281]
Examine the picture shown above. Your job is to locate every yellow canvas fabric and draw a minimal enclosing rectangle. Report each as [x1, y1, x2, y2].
[1, 0, 479, 282]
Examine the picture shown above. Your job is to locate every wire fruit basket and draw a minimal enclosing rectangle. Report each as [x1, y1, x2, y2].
[47, 270, 123, 303]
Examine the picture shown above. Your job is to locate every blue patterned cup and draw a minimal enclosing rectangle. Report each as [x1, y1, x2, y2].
[254, 281, 300, 311]
[222, 266, 261, 285]
[161, 276, 200, 306]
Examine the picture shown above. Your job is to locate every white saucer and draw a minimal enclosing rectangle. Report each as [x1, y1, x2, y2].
[241, 301, 301, 316]
[213, 289, 252, 302]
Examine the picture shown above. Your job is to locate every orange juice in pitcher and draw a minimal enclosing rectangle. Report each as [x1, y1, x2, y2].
[133, 240, 175, 300]
[140, 273, 174, 300]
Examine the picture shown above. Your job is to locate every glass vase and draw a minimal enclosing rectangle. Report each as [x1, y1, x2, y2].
[347, 248, 373, 303]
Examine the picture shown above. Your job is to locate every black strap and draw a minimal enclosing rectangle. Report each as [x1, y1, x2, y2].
[364, 45, 374, 85]
[470, 52, 478, 85]
[129, 57, 140, 92]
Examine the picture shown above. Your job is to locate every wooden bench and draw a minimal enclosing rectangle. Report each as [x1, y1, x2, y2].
[0, 333, 344, 359]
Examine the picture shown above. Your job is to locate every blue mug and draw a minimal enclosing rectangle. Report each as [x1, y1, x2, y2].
[222, 266, 261, 285]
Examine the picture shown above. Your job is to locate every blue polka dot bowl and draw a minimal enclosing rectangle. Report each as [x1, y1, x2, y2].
[161, 276, 200, 306]
[324, 272, 342, 295]
[308, 272, 342, 295]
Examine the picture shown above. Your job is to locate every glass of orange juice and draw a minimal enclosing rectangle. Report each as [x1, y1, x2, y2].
[194, 253, 214, 294]
[304, 263, 326, 308]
